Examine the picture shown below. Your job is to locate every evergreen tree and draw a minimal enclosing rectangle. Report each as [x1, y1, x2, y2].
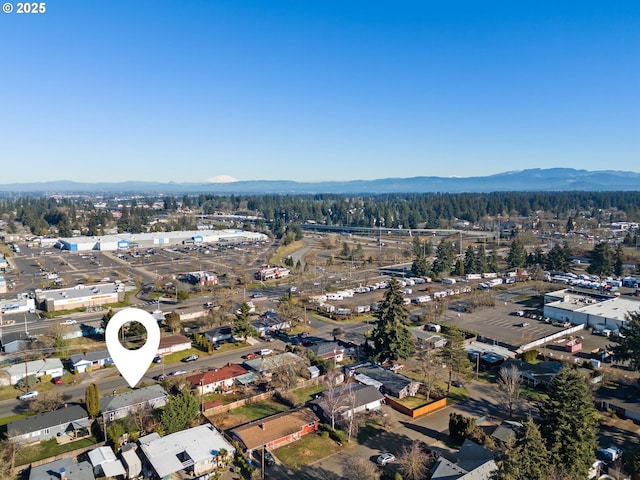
[611, 311, 640, 371]
[371, 278, 416, 361]
[85, 383, 100, 418]
[614, 243, 624, 277]
[587, 242, 613, 277]
[539, 368, 598, 479]
[507, 238, 527, 269]
[545, 244, 568, 271]
[440, 326, 472, 389]
[464, 246, 477, 274]
[497, 418, 549, 480]
[232, 302, 258, 342]
[432, 240, 455, 276]
[160, 391, 200, 433]
[411, 253, 430, 277]
[488, 250, 500, 273]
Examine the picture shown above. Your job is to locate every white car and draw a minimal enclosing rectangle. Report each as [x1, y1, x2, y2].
[18, 391, 39, 401]
[60, 319, 77, 325]
[376, 453, 395, 466]
[258, 348, 273, 356]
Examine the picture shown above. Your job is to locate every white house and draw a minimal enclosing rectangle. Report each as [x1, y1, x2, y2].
[3, 358, 64, 385]
[139, 425, 235, 478]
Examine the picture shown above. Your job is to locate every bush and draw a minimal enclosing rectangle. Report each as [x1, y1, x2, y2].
[521, 349, 538, 362]
[320, 431, 330, 439]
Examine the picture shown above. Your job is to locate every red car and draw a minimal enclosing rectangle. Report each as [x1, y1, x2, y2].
[243, 353, 258, 360]
[52, 377, 63, 384]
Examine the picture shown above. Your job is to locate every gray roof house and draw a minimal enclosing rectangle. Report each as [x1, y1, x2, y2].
[0, 331, 31, 354]
[203, 326, 233, 344]
[243, 352, 306, 376]
[139, 425, 235, 478]
[2, 357, 64, 385]
[7, 405, 90, 444]
[69, 349, 113, 373]
[345, 362, 420, 399]
[308, 342, 345, 362]
[310, 383, 384, 421]
[29, 458, 95, 480]
[100, 385, 168, 422]
[501, 359, 563, 388]
[431, 440, 498, 480]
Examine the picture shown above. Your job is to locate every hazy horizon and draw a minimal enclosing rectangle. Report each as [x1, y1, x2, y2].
[2, 1, 639, 183]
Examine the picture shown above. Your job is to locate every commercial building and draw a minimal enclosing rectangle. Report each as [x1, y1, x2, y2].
[56, 229, 268, 252]
[0, 296, 36, 315]
[543, 288, 640, 331]
[35, 282, 125, 312]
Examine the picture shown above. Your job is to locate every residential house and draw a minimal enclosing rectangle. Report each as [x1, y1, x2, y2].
[410, 327, 447, 349]
[2, 357, 64, 385]
[87, 446, 126, 478]
[310, 383, 384, 421]
[29, 458, 95, 480]
[242, 352, 306, 377]
[595, 383, 640, 423]
[307, 341, 345, 363]
[157, 334, 192, 356]
[139, 424, 235, 478]
[7, 405, 90, 444]
[490, 420, 523, 448]
[69, 349, 113, 373]
[431, 439, 498, 480]
[251, 314, 292, 336]
[229, 408, 319, 453]
[346, 362, 420, 399]
[100, 385, 168, 423]
[501, 359, 563, 388]
[203, 326, 233, 345]
[0, 331, 31, 354]
[187, 363, 253, 395]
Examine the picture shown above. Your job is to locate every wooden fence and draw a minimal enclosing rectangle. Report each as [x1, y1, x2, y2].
[385, 396, 447, 418]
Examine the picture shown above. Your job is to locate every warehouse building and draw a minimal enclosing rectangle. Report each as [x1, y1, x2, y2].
[56, 229, 268, 252]
[35, 282, 125, 312]
[543, 288, 640, 330]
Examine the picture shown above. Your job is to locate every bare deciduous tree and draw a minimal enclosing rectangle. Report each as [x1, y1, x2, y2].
[321, 374, 346, 430]
[497, 365, 523, 419]
[417, 348, 444, 402]
[396, 441, 431, 480]
[30, 391, 65, 414]
[342, 456, 380, 480]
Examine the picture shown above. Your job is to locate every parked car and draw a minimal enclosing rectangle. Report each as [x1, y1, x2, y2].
[59, 319, 77, 325]
[182, 354, 199, 362]
[517, 322, 530, 327]
[52, 377, 63, 384]
[264, 451, 276, 466]
[169, 370, 187, 376]
[153, 356, 163, 364]
[18, 391, 39, 401]
[258, 348, 273, 356]
[154, 374, 167, 381]
[376, 453, 395, 466]
[243, 353, 258, 360]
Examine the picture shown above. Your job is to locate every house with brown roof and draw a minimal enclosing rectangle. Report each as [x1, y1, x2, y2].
[229, 408, 319, 453]
[157, 334, 192, 356]
[187, 364, 254, 395]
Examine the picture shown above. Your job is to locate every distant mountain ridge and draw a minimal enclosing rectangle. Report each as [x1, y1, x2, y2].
[1, 168, 639, 195]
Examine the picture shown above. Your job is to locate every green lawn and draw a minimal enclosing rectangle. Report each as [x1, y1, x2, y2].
[275, 433, 342, 468]
[293, 383, 326, 404]
[229, 400, 290, 423]
[16, 436, 99, 466]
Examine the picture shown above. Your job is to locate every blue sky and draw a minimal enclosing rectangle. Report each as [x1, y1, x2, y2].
[1, 0, 639, 183]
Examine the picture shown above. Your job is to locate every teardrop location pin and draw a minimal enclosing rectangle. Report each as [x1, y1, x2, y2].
[105, 307, 161, 388]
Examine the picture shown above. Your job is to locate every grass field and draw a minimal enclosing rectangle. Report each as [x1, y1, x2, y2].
[275, 433, 342, 468]
[212, 400, 291, 430]
[292, 383, 326, 404]
[15, 436, 98, 466]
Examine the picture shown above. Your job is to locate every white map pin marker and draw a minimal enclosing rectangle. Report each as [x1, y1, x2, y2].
[105, 307, 161, 388]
